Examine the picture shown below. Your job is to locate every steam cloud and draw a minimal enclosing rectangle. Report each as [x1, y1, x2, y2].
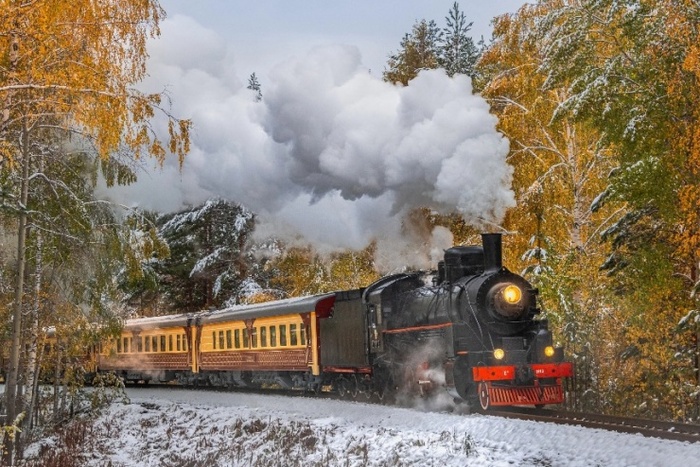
[101, 15, 514, 269]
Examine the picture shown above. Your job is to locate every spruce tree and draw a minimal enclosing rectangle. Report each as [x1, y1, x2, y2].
[439, 2, 480, 78]
[247, 72, 263, 101]
[154, 199, 263, 311]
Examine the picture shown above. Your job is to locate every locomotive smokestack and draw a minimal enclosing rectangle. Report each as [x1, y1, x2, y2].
[482, 233, 502, 272]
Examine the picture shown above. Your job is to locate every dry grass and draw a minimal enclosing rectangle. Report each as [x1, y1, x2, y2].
[20, 401, 477, 466]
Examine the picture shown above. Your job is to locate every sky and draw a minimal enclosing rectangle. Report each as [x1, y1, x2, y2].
[101, 1, 528, 268]
[159, 1, 526, 80]
[24, 387, 700, 466]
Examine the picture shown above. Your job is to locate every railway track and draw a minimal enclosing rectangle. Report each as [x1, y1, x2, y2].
[485, 406, 700, 443]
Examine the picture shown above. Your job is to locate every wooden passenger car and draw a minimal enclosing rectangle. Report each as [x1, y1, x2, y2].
[194, 294, 336, 387]
[95, 293, 363, 388]
[98, 313, 195, 383]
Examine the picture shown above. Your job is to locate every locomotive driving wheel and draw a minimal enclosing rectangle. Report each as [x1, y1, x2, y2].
[478, 382, 490, 410]
[337, 377, 349, 399]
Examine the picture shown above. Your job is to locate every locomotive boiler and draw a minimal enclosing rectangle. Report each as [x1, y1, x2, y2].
[96, 233, 572, 410]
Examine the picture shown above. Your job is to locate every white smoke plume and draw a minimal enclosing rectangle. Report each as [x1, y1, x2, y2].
[393, 339, 458, 413]
[100, 15, 514, 269]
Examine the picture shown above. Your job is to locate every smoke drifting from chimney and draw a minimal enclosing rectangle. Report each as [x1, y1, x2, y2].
[100, 16, 515, 269]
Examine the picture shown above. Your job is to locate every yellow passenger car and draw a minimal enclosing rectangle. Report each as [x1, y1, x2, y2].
[195, 294, 334, 387]
[98, 313, 195, 383]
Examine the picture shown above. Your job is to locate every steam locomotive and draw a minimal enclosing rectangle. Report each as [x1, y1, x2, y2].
[96, 233, 572, 409]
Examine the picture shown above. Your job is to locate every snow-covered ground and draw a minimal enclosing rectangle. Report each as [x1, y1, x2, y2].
[30, 386, 700, 466]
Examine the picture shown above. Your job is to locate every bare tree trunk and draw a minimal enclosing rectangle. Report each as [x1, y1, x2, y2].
[692, 262, 700, 421]
[24, 230, 42, 431]
[30, 335, 45, 429]
[53, 346, 60, 418]
[3, 119, 30, 466]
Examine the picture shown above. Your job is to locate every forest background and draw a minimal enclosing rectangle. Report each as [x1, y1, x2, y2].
[1, 0, 700, 462]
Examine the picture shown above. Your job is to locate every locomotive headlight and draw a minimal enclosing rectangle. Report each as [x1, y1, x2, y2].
[502, 285, 522, 304]
[488, 279, 529, 320]
[493, 348, 505, 360]
[544, 345, 555, 358]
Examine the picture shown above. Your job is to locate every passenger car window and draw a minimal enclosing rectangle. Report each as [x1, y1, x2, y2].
[279, 325, 287, 346]
[290, 324, 297, 346]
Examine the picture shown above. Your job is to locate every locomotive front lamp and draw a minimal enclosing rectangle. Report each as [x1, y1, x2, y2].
[544, 346, 555, 357]
[493, 348, 505, 360]
[502, 285, 522, 304]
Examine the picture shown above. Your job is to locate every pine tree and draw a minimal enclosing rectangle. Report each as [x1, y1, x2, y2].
[439, 2, 480, 78]
[247, 72, 263, 102]
[383, 20, 442, 85]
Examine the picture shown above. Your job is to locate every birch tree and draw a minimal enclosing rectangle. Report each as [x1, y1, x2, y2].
[536, 0, 700, 419]
[0, 0, 191, 460]
[478, 2, 620, 412]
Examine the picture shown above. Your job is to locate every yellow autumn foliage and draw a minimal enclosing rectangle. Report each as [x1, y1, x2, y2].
[0, 0, 190, 163]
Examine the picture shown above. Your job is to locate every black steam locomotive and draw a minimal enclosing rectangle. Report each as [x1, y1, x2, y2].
[97, 233, 572, 410]
[357, 233, 572, 409]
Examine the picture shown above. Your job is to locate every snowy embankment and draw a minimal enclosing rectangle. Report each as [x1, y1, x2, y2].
[35, 386, 697, 467]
